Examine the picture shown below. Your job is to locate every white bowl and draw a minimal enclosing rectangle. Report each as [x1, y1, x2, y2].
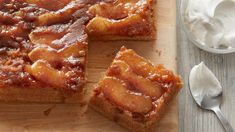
[179, 0, 235, 54]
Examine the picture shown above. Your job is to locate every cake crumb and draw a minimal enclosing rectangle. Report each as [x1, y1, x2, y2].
[43, 105, 56, 116]
[156, 49, 162, 56]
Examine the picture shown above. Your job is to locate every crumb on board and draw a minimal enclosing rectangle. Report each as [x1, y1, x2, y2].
[156, 49, 162, 56]
[43, 105, 56, 116]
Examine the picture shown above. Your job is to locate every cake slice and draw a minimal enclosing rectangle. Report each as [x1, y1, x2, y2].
[90, 47, 183, 132]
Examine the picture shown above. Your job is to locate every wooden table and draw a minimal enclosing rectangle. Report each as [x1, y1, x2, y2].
[176, 0, 235, 132]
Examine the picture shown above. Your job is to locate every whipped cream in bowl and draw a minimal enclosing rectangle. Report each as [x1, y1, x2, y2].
[180, 0, 235, 54]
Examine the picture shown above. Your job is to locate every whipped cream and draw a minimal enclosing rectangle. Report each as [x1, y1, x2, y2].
[189, 62, 222, 104]
[185, 0, 235, 49]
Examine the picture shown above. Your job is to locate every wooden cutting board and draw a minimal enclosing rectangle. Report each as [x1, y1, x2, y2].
[0, 0, 178, 131]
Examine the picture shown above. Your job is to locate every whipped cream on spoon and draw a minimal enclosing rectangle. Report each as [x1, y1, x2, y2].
[189, 62, 234, 132]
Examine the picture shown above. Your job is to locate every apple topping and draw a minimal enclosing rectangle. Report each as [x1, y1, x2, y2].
[86, 14, 150, 36]
[88, 0, 150, 20]
[25, 0, 71, 11]
[25, 60, 67, 88]
[116, 47, 155, 77]
[28, 46, 59, 63]
[108, 61, 163, 99]
[60, 43, 86, 58]
[28, 43, 85, 63]
[29, 24, 68, 48]
[86, 0, 153, 36]
[30, 18, 87, 49]
[100, 77, 153, 113]
[88, 2, 128, 20]
[36, 1, 85, 26]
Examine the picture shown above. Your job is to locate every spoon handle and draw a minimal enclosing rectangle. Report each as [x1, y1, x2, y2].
[212, 106, 234, 132]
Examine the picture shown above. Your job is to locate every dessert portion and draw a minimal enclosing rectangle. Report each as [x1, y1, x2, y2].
[86, 0, 156, 40]
[0, 0, 90, 103]
[90, 47, 183, 132]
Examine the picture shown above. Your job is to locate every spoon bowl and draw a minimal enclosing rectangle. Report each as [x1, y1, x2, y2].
[200, 93, 222, 110]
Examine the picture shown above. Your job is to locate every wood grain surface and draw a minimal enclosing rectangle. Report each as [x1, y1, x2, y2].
[177, 0, 235, 132]
[0, 0, 179, 131]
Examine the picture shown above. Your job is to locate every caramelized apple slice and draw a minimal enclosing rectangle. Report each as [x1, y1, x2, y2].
[100, 77, 153, 113]
[36, 1, 84, 26]
[27, 60, 67, 88]
[109, 61, 163, 99]
[0, 11, 20, 24]
[29, 32, 64, 46]
[28, 43, 85, 63]
[29, 24, 68, 48]
[86, 14, 149, 36]
[28, 46, 60, 63]
[25, 0, 70, 11]
[88, 0, 151, 19]
[30, 18, 87, 49]
[116, 47, 155, 77]
[60, 43, 86, 58]
[116, 47, 181, 89]
[88, 3, 128, 19]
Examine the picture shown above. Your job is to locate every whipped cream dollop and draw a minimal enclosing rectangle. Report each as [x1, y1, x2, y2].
[185, 0, 235, 49]
[189, 62, 222, 104]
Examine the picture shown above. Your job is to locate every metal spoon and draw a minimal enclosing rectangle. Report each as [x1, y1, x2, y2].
[189, 63, 234, 132]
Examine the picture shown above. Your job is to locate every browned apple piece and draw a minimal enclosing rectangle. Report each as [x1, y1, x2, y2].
[25, 0, 70, 11]
[28, 60, 67, 88]
[100, 77, 153, 113]
[86, 16, 110, 34]
[88, 3, 128, 19]
[28, 46, 60, 63]
[30, 19, 87, 49]
[86, 14, 146, 36]
[29, 24, 68, 49]
[116, 47, 156, 77]
[60, 43, 86, 58]
[109, 61, 163, 99]
[36, 1, 84, 26]
[28, 43, 86, 68]
[0, 23, 31, 41]
[88, 0, 151, 20]
[29, 32, 63, 46]
[52, 20, 88, 47]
